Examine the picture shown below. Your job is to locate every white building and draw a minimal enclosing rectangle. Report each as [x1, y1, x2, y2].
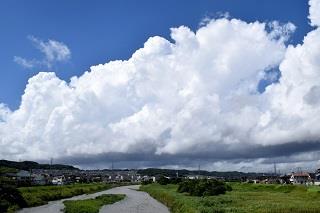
[52, 175, 65, 185]
[290, 173, 311, 185]
[314, 171, 320, 185]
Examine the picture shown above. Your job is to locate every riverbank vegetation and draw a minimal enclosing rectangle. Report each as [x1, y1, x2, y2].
[141, 182, 320, 213]
[63, 194, 125, 213]
[0, 182, 120, 212]
[177, 179, 232, 196]
[0, 183, 27, 212]
[19, 183, 119, 207]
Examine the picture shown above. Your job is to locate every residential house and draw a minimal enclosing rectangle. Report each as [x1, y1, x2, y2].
[52, 175, 65, 185]
[16, 170, 31, 181]
[290, 172, 312, 185]
[279, 174, 291, 184]
[32, 173, 47, 185]
[315, 170, 320, 185]
[185, 175, 207, 180]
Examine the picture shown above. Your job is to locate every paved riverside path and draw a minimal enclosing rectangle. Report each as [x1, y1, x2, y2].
[100, 185, 169, 213]
[18, 185, 170, 213]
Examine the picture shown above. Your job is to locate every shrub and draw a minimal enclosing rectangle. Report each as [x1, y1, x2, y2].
[177, 179, 232, 196]
[158, 176, 170, 185]
[0, 184, 27, 212]
[170, 177, 183, 184]
[157, 176, 182, 185]
[142, 179, 153, 185]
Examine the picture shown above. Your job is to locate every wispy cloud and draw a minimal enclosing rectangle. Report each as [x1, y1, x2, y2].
[13, 56, 37, 69]
[14, 36, 71, 69]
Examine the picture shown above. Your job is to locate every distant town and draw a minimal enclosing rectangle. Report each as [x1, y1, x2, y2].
[1, 159, 320, 186]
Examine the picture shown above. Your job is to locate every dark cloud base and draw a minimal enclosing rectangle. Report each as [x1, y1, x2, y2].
[49, 140, 320, 169]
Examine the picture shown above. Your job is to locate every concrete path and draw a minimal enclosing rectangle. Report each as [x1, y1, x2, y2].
[18, 185, 170, 213]
[100, 185, 169, 213]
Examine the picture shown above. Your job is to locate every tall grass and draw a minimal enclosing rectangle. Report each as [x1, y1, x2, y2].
[63, 194, 125, 213]
[19, 183, 119, 207]
[141, 183, 320, 213]
[141, 184, 197, 213]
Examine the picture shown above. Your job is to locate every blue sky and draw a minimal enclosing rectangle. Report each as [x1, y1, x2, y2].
[0, 0, 312, 109]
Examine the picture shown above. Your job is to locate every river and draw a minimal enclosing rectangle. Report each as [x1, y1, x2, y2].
[18, 185, 169, 213]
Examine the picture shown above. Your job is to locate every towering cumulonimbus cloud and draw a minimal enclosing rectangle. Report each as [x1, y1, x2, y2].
[0, 0, 320, 170]
[309, 0, 320, 27]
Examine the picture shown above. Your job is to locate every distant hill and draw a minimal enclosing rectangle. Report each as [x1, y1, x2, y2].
[0, 160, 79, 171]
[137, 168, 266, 179]
[0, 160, 270, 178]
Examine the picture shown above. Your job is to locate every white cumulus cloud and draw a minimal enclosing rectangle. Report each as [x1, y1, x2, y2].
[1, 18, 292, 160]
[1, 1, 320, 170]
[309, 0, 320, 27]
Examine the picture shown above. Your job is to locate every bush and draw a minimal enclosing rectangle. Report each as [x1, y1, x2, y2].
[170, 177, 183, 184]
[158, 176, 170, 185]
[141, 179, 153, 185]
[177, 179, 232, 196]
[157, 176, 182, 185]
[0, 184, 27, 212]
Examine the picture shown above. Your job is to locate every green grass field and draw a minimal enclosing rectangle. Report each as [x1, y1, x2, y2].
[19, 183, 119, 207]
[141, 183, 320, 213]
[63, 194, 125, 213]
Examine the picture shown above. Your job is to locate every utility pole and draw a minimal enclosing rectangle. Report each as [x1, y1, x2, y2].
[297, 167, 302, 173]
[50, 158, 53, 169]
[111, 161, 114, 179]
[50, 158, 53, 174]
[274, 162, 277, 175]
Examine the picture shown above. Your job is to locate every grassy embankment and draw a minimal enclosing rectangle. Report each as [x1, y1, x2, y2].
[141, 183, 320, 213]
[19, 183, 120, 207]
[63, 194, 125, 213]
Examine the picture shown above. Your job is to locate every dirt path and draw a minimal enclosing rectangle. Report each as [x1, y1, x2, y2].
[17, 185, 169, 213]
